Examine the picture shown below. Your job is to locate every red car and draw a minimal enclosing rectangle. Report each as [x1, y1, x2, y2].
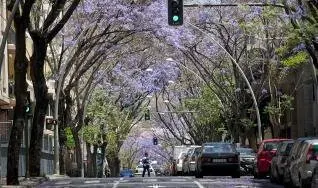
[254, 138, 292, 178]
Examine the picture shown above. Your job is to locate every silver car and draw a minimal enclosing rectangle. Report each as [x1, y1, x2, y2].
[182, 147, 201, 175]
[176, 151, 187, 175]
[290, 139, 318, 187]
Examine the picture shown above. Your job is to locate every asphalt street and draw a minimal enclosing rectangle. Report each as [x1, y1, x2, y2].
[37, 176, 283, 188]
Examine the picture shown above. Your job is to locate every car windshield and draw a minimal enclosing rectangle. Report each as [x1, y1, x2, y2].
[263, 142, 279, 151]
[237, 148, 255, 156]
[203, 144, 235, 153]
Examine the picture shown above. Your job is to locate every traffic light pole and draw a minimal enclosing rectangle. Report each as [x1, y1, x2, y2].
[24, 117, 30, 179]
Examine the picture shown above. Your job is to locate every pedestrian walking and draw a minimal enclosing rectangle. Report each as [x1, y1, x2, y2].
[142, 152, 150, 177]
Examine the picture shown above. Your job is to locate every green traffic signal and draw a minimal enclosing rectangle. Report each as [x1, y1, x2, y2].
[173, 15, 179, 22]
[168, 0, 183, 26]
[25, 106, 30, 113]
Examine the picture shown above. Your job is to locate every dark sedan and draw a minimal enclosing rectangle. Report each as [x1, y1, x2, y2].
[195, 142, 240, 178]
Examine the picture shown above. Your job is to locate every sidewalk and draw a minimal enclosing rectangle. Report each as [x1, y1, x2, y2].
[0, 174, 69, 187]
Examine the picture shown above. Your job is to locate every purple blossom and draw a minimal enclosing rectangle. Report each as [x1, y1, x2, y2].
[292, 43, 306, 53]
[261, 89, 268, 94]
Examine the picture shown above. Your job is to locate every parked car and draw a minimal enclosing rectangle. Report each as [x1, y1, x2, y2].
[283, 137, 318, 187]
[237, 147, 256, 176]
[289, 139, 318, 188]
[270, 140, 294, 184]
[195, 142, 240, 178]
[182, 146, 201, 175]
[311, 163, 318, 188]
[182, 148, 194, 175]
[189, 147, 202, 175]
[120, 169, 134, 177]
[176, 151, 187, 175]
[135, 164, 156, 176]
[254, 138, 291, 178]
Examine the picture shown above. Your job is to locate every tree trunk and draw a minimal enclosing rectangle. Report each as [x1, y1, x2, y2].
[247, 128, 257, 151]
[59, 94, 67, 174]
[29, 33, 49, 177]
[269, 116, 281, 138]
[86, 143, 93, 177]
[92, 145, 97, 177]
[106, 154, 120, 177]
[7, 16, 28, 185]
[98, 143, 107, 178]
[86, 143, 98, 177]
[72, 128, 82, 177]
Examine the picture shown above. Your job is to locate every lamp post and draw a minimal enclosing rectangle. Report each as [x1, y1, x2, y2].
[175, 21, 263, 142]
[165, 58, 225, 110]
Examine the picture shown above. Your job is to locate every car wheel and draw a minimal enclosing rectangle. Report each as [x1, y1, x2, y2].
[253, 171, 259, 179]
[270, 167, 277, 183]
[195, 170, 203, 178]
[232, 171, 240, 178]
[300, 176, 311, 188]
[312, 170, 318, 188]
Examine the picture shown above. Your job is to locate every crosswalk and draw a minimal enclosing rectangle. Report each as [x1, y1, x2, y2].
[38, 176, 282, 188]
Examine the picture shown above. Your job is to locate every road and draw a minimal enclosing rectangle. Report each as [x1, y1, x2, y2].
[38, 176, 283, 188]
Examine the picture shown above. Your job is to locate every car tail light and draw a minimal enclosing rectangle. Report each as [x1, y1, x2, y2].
[228, 155, 239, 163]
[306, 144, 318, 163]
[306, 145, 313, 163]
[201, 157, 209, 162]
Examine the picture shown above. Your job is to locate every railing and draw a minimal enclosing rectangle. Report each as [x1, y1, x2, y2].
[0, 121, 12, 184]
[0, 121, 12, 143]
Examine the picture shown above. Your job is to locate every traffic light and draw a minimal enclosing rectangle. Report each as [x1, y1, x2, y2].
[145, 109, 150, 120]
[168, 0, 183, 26]
[24, 91, 32, 118]
[153, 137, 158, 145]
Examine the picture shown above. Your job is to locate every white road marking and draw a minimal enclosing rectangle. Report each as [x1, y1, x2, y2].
[148, 184, 167, 188]
[119, 179, 129, 182]
[170, 178, 187, 182]
[197, 179, 215, 182]
[112, 177, 123, 188]
[234, 186, 249, 188]
[193, 180, 205, 188]
[55, 180, 72, 185]
[84, 180, 100, 184]
[143, 178, 158, 182]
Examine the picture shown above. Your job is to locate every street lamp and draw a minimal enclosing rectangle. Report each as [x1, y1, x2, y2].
[174, 21, 263, 142]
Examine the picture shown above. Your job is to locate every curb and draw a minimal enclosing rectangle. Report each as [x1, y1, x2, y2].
[45, 174, 70, 180]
